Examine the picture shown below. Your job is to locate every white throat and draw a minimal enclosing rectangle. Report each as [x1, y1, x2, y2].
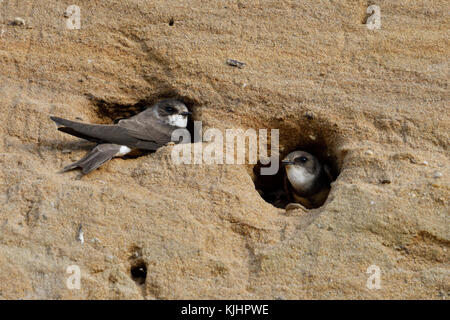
[167, 114, 187, 127]
[285, 166, 316, 193]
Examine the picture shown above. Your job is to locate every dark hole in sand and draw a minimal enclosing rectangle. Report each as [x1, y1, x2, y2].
[87, 93, 199, 148]
[130, 260, 147, 285]
[253, 141, 339, 209]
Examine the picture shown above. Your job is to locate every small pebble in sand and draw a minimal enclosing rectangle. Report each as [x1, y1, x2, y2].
[90, 237, 100, 244]
[77, 224, 84, 244]
[370, 200, 375, 205]
[433, 171, 442, 179]
[421, 160, 429, 166]
[309, 135, 316, 141]
[226, 59, 245, 68]
[364, 149, 374, 156]
[12, 17, 25, 26]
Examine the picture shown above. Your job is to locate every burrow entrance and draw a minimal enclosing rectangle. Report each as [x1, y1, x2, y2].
[129, 246, 147, 285]
[252, 115, 341, 210]
[86, 91, 200, 154]
[91, 91, 197, 121]
[130, 260, 147, 285]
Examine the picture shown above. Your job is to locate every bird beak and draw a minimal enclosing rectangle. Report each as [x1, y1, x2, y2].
[181, 111, 192, 116]
[281, 160, 294, 166]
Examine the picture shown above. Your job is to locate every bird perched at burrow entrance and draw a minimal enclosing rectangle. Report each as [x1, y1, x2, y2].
[281, 150, 332, 209]
[50, 99, 191, 175]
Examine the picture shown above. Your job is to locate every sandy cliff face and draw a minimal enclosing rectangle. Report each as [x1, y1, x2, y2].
[0, 0, 448, 299]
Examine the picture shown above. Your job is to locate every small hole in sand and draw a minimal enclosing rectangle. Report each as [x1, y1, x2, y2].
[253, 139, 339, 210]
[130, 260, 147, 285]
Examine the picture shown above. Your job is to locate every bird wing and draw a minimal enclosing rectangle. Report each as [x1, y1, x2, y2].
[117, 113, 173, 147]
[50, 116, 162, 150]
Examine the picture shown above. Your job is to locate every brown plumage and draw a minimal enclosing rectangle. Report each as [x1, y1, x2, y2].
[51, 99, 191, 175]
[282, 151, 332, 209]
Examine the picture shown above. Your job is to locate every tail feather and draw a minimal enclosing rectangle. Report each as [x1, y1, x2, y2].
[63, 144, 121, 175]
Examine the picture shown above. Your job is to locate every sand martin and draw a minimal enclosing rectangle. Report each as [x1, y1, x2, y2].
[50, 99, 191, 175]
[282, 151, 332, 209]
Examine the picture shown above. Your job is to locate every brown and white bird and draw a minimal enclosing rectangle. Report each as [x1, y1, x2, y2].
[282, 151, 332, 209]
[50, 99, 191, 175]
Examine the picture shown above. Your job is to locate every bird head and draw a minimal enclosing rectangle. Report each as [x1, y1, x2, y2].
[155, 99, 191, 128]
[281, 151, 321, 192]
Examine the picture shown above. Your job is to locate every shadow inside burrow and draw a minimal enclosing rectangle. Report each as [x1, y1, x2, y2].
[46, 92, 201, 176]
[87, 92, 200, 144]
[253, 132, 340, 210]
[49, 92, 200, 152]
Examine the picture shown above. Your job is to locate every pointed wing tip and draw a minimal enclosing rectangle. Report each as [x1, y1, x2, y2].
[60, 165, 87, 178]
[50, 116, 64, 128]
[61, 165, 77, 172]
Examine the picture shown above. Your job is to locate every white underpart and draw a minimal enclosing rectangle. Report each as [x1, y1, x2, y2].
[286, 166, 316, 193]
[167, 114, 188, 128]
[115, 145, 132, 157]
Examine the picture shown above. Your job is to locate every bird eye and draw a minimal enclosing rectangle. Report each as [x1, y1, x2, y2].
[165, 106, 176, 113]
[297, 156, 308, 163]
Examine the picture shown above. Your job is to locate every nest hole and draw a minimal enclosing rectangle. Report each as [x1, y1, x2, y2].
[130, 260, 147, 285]
[253, 134, 340, 210]
[87, 92, 200, 146]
